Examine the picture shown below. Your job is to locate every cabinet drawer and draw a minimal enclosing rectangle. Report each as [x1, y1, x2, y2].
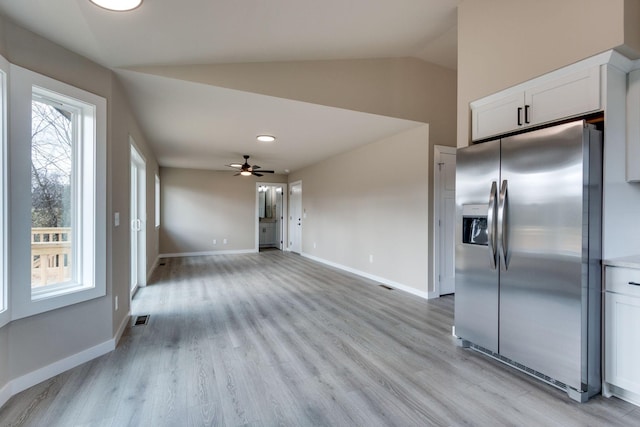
[606, 266, 640, 296]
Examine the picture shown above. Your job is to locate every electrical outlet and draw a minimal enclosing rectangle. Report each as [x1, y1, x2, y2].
[223, 238, 227, 245]
[213, 239, 217, 245]
[369, 254, 374, 263]
[313, 242, 317, 249]
[115, 295, 118, 311]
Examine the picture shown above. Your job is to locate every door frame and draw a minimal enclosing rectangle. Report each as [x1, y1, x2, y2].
[433, 145, 457, 297]
[255, 182, 288, 251]
[130, 139, 147, 297]
[288, 180, 302, 253]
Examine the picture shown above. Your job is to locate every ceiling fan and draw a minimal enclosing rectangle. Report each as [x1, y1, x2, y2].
[226, 155, 274, 177]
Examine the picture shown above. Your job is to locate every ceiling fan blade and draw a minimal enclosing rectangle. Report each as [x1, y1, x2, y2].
[226, 164, 242, 169]
[234, 172, 241, 176]
[258, 170, 274, 174]
[253, 165, 261, 170]
[253, 172, 264, 177]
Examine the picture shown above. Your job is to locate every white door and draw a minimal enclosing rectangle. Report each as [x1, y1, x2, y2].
[289, 181, 302, 254]
[130, 142, 146, 296]
[434, 146, 456, 295]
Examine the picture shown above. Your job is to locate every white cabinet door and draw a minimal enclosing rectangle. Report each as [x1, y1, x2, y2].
[526, 67, 601, 127]
[605, 291, 640, 394]
[472, 92, 525, 141]
[471, 66, 601, 141]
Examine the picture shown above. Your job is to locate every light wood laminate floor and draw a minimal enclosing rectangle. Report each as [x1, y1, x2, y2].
[1, 251, 640, 426]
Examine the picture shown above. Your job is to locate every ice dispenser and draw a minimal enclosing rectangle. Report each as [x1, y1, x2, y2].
[462, 204, 489, 246]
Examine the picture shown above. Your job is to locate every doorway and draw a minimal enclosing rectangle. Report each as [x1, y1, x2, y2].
[434, 145, 456, 296]
[130, 140, 146, 296]
[289, 181, 302, 254]
[256, 183, 288, 251]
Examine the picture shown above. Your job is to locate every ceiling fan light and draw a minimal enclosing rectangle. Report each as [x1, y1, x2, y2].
[89, 0, 143, 11]
[229, 163, 242, 168]
[257, 135, 276, 143]
[240, 171, 252, 176]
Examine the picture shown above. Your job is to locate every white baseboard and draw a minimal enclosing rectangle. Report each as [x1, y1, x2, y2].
[301, 253, 431, 300]
[0, 381, 11, 411]
[114, 312, 130, 346]
[0, 338, 116, 409]
[160, 249, 257, 258]
[147, 256, 160, 282]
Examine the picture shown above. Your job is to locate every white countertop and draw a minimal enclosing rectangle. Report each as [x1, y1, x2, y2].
[603, 255, 640, 269]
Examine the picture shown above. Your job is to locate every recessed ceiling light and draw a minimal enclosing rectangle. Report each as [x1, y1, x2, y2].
[257, 135, 276, 143]
[89, 0, 143, 11]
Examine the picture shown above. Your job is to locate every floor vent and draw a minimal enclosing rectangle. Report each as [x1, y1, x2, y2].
[159, 262, 166, 266]
[379, 285, 393, 290]
[134, 315, 150, 326]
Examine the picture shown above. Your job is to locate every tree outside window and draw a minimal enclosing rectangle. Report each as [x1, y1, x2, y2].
[31, 98, 75, 288]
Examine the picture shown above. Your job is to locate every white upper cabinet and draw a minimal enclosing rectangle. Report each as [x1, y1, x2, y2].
[526, 67, 601, 126]
[471, 92, 525, 142]
[471, 66, 601, 141]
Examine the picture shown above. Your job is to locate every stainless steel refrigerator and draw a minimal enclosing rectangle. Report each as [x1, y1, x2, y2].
[455, 120, 602, 402]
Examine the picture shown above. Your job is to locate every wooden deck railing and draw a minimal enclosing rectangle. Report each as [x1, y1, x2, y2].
[31, 227, 71, 288]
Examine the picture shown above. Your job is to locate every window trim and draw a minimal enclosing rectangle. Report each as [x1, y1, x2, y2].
[9, 64, 106, 320]
[155, 173, 160, 228]
[0, 55, 8, 328]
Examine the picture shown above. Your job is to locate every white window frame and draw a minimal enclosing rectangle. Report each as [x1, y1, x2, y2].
[0, 55, 8, 328]
[9, 64, 106, 320]
[155, 173, 160, 228]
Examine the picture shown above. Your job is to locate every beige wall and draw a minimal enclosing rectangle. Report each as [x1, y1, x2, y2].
[160, 168, 287, 255]
[457, 0, 632, 147]
[0, 15, 158, 391]
[289, 125, 431, 294]
[131, 58, 456, 148]
[109, 76, 160, 334]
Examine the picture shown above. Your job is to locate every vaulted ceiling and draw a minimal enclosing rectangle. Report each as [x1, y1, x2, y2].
[0, 0, 459, 173]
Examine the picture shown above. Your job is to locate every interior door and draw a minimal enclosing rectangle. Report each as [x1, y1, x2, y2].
[130, 142, 146, 295]
[435, 146, 457, 295]
[289, 182, 302, 253]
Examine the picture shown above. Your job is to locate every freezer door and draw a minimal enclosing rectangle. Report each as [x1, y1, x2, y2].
[498, 121, 589, 390]
[455, 139, 500, 352]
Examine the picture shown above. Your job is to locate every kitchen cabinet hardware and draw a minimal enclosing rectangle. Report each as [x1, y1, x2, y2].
[517, 107, 523, 126]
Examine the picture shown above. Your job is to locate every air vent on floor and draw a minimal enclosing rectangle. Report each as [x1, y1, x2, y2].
[159, 262, 166, 266]
[379, 285, 393, 290]
[133, 315, 149, 326]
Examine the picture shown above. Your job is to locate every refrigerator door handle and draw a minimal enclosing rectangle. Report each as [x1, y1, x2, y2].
[498, 179, 509, 270]
[487, 181, 498, 269]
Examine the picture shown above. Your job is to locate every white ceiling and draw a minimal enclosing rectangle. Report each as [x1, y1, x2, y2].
[0, 0, 459, 173]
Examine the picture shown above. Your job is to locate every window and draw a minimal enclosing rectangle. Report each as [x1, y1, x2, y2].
[155, 173, 160, 227]
[30, 92, 78, 293]
[10, 64, 106, 319]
